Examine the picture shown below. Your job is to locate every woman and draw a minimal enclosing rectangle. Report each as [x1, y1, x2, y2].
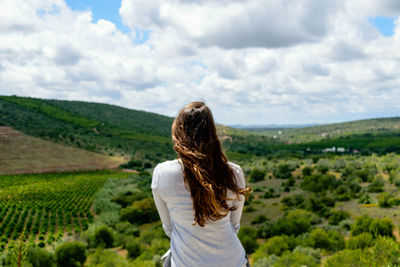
[151, 101, 252, 267]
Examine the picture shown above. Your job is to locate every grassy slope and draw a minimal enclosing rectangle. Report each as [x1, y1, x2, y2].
[0, 95, 176, 163]
[0, 126, 125, 174]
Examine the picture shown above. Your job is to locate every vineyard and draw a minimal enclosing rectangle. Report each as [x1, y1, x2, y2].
[0, 170, 132, 251]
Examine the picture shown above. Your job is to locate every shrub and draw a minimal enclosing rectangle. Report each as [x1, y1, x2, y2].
[351, 215, 394, 238]
[346, 233, 374, 249]
[329, 210, 350, 225]
[272, 210, 311, 237]
[257, 221, 275, 239]
[126, 238, 141, 259]
[378, 192, 392, 208]
[367, 177, 384, 193]
[93, 225, 114, 248]
[238, 226, 259, 253]
[327, 230, 345, 251]
[249, 168, 266, 182]
[240, 236, 259, 254]
[263, 187, 277, 199]
[274, 247, 321, 267]
[55, 241, 86, 267]
[26, 246, 54, 267]
[334, 185, 352, 201]
[302, 166, 313, 177]
[252, 236, 290, 263]
[325, 249, 364, 267]
[273, 164, 293, 179]
[301, 174, 338, 193]
[308, 228, 330, 250]
[253, 255, 279, 267]
[351, 215, 373, 236]
[369, 217, 394, 238]
[358, 194, 374, 204]
[388, 197, 400, 206]
[317, 164, 329, 174]
[120, 198, 158, 225]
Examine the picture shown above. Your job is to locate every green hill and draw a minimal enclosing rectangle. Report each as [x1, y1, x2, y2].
[243, 117, 400, 143]
[0, 95, 176, 167]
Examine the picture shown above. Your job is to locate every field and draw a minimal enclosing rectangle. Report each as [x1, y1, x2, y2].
[0, 170, 132, 252]
[0, 126, 125, 175]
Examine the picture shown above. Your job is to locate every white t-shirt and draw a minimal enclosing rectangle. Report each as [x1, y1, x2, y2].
[151, 159, 248, 267]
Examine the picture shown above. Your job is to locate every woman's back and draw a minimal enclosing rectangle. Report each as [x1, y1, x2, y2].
[152, 159, 248, 267]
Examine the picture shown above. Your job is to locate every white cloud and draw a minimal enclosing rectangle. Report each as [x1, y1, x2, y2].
[0, 0, 400, 125]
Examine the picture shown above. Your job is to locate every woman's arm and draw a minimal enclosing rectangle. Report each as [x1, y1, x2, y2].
[151, 165, 172, 238]
[230, 164, 246, 235]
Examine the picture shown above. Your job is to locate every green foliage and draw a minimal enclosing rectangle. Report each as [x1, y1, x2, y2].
[273, 247, 321, 267]
[120, 198, 158, 225]
[249, 168, 266, 182]
[93, 225, 115, 248]
[351, 214, 394, 238]
[251, 215, 268, 225]
[253, 255, 279, 267]
[26, 246, 54, 267]
[325, 249, 364, 267]
[86, 248, 131, 267]
[126, 238, 142, 259]
[358, 193, 374, 204]
[367, 176, 385, 193]
[262, 187, 278, 199]
[302, 166, 313, 176]
[369, 217, 394, 238]
[272, 209, 312, 237]
[346, 233, 374, 249]
[301, 174, 338, 192]
[55, 241, 87, 267]
[252, 236, 291, 262]
[273, 164, 293, 179]
[351, 214, 373, 236]
[378, 192, 393, 208]
[329, 210, 350, 225]
[307, 228, 345, 252]
[326, 237, 400, 267]
[238, 226, 259, 253]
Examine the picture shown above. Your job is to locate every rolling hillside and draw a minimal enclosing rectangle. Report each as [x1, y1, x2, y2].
[1, 94, 400, 175]
[0, 95, 176, 166]
[0, 126, 125, 174]
[242, 117, 400, 143]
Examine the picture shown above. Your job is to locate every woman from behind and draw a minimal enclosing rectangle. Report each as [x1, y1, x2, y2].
[151, 101, 252, 267]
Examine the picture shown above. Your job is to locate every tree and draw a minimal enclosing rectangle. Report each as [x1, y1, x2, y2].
[93, 225, 114, 248]
[273, 164, 293, 179]
[55, 242, 86, 267]
[249, 168, 266, 182]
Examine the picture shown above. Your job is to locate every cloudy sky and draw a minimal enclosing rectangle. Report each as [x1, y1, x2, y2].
[1, 0, 400, 125]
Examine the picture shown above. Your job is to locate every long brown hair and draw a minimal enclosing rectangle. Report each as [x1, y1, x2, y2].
[172, 101, 251, 227]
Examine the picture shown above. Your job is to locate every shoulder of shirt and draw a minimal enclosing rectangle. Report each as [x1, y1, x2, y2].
[154, 159, 180, 170]
[228, 161, 242, 173]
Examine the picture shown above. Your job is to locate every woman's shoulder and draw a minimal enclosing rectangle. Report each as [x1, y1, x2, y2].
[228, 161, 243, 174]
[153, 159, 182, 179]
[152, 159, 181, 190]
[228, 161, 245, 187]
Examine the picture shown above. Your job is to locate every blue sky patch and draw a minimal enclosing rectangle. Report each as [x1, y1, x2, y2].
[134, 29, 151, 45]
[65, 0, 129, 33]
[369, 16, 395, 37]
